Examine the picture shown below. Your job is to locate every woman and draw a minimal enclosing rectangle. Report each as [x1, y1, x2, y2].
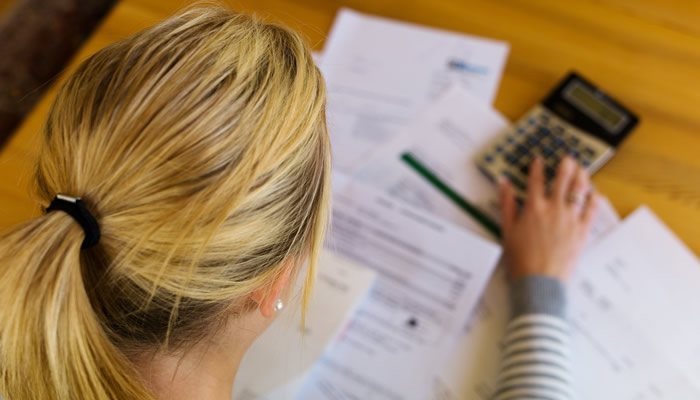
[0, 8, 597, 400]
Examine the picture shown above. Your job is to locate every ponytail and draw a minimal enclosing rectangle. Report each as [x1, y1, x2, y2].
[0, 213, 154, 399]
[0, 6, 330, 399]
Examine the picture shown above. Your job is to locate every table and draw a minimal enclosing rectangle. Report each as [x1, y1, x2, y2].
[1, 0, 699, 254]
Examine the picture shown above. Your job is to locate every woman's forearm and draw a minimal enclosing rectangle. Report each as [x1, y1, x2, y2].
[492, 276, 573, 400]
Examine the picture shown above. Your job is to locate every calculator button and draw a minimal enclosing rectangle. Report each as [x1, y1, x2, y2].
[552, 136, 565, 147]
[528, 118, 536, 125]
[526, 135, 540, 146]
[506, 135, 516, 143]
[484, 154, 495, 163]
[495, 145, 505, 153]
[505, 153, 518, 165]
[583, 147, 596, 157]
[568, 149, 580, 159]
[553, 125, 565, 134]
[540, 114, 550, 123]
[516, 144, 529, 155]
[568, 136, 580, 146]
[540, 146, 554, 157]
[582, 159, 591, 167]
[537, 127, 551, 137]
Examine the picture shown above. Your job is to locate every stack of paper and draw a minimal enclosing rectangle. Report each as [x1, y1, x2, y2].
[320, 8, 509, 173]
[298, 9, 508, 399]
[299, 173, 502, 399]
[235, 7, 700, 400]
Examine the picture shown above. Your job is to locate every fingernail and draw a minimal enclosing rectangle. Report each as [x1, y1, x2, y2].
[562, 155, 575, 168]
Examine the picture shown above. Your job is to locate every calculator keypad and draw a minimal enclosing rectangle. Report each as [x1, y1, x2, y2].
[477, 105, 612, 199]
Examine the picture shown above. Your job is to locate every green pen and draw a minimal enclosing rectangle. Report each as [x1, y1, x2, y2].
[401, 152, 502, 240]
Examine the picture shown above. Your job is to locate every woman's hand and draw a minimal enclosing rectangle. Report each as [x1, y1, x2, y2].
[499, 156, 600, 282]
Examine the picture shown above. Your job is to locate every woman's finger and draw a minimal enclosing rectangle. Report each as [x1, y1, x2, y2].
[566, 165, 591, 210]
[527, 157, 546, 206]
[499, 177, 517, 234]
[551, 156, 577, 200]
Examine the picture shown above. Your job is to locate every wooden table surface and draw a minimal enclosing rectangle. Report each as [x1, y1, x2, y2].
[1, 0, 699, 254]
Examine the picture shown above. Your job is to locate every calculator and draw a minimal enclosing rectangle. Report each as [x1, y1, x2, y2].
[476, 72, 639, 199]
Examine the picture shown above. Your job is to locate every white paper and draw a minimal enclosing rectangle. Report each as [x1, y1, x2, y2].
[438, 207, 700, 399]
[233, 250, 376, 399]
[569, 207, 700, 398]
[353, 85, 508, 233]
[296, 173, 502, 400]
[320, 8, 509, 172]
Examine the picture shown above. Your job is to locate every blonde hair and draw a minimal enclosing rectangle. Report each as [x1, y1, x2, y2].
[0, 7, 330, 400]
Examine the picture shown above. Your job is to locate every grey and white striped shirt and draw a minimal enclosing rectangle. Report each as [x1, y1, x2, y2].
[493, 276, 572, 400]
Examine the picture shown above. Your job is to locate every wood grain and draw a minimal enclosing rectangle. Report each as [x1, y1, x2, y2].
[1, 0, 699, 254]
[0, 0, 15, 15]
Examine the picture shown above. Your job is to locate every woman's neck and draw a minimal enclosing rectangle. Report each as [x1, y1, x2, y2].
[133, 313, 266, 400]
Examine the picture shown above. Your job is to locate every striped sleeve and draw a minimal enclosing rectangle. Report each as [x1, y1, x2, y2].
[492, 276, 573, 400]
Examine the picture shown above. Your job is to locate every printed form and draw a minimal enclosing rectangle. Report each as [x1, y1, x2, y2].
[439, 207, 700, 399]
[297, 173, 502, 400]
[353, 85, 507, 230]
[319, 8, 509, 172]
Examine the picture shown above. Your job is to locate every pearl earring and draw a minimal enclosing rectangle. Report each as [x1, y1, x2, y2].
[273, 299, 284, 313]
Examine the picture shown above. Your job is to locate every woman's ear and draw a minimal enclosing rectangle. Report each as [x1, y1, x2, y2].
[249, 258, 295, 318]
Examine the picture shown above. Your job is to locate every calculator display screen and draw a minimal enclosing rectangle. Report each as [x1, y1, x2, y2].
[564, 83, 626, 133]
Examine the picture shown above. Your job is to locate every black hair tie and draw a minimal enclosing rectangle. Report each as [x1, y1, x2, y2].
[46, 194, 101, 249]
